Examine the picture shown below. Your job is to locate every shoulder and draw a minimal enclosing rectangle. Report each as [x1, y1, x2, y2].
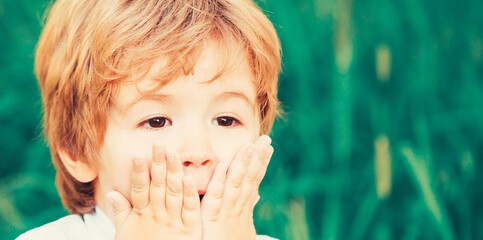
[16, 214, 89, 240]
[256, 235, 279, 240]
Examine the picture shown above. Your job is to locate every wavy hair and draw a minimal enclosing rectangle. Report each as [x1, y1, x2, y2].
[35, 0, 281, 214]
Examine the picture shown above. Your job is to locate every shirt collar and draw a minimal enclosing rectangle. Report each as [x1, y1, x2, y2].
[83, 206, 116, 239]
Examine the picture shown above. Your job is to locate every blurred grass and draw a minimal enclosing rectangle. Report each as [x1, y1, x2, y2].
[1, 0, 482, 239]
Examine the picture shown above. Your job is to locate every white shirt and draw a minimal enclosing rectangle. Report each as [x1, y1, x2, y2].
[17, 206, 277, 240]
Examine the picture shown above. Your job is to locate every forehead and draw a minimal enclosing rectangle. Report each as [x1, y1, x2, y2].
[113, 40, 257, 107]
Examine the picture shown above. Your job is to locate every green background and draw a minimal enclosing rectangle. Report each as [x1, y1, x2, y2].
[1, 0, 482, 239]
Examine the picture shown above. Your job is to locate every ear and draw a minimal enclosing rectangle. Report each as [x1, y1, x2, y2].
[57, 148, 98, 183]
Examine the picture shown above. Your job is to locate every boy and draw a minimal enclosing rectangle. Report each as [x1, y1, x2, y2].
[19, 0, 281, 239]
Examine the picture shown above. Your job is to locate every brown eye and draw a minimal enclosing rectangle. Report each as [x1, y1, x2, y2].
[213, 116, 239, 127]
[146, 117, 170, 128]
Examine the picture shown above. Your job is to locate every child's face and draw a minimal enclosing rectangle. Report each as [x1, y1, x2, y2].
[94, 42, 261, 212]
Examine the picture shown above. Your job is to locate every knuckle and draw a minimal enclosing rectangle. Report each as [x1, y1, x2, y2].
[132, 207, 145, 216]
[205, 212, 221, 222]
[209, 190, 224, 199]
[183, 202, 197, 212]
[208, 216, 220, 222]
[167, 176, 182, 192]
[113, 207, 125, 217]
[151, 179, 166, 189]
[167, 171, 182, 181]
[256, 151, 266, 161]
[166, 184, 182, 197]
[131, 183, 149, 194]
[229, 179, 242, 189]
[246, 175, 262, 186]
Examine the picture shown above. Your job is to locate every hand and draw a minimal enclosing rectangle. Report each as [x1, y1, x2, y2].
[106, 145, 202, 240]
[200, 135, 274, 240]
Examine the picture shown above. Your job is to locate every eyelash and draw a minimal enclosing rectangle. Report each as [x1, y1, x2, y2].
[139, 115, 242, 130]
[212, 116, 242, 127]
[140, 116, 172, 130]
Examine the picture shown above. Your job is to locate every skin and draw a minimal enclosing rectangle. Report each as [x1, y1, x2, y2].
[91, 41, 274, 239]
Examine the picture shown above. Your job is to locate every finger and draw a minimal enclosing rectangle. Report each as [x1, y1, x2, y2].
[255, 145, 274, 183]
[226, 144, 253, 188]
[150, 144, 167, 214]
[107, 191, 132, 229]
[182, 177, 201, 227]
[223, 144, 253, 209]
[246, 138, 272, 187]
[238, 137, 273, 211]
[165, 151, 184, 219]
[253, 194, 261, 209]
[201, 162, 228, 218]
[131, 157, 150, 212]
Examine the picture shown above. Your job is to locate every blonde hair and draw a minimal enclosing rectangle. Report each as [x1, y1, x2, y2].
[36, 0, 281, 214]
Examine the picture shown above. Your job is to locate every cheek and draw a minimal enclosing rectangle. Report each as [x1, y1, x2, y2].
[212, 130, 255, 163]
[212, 119, 261, 163]
[98, 127, 155, 196]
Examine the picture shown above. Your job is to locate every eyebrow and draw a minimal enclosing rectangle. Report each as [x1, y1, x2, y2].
[214, 91, 255, 109]
[123, 91, 254, 112]
[124, 93, 174, 112]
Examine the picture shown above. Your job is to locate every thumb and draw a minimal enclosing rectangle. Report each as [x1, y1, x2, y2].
[106, 191, 131, 229]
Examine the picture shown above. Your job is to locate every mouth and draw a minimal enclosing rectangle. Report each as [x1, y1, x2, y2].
[198, 189, 206, 203]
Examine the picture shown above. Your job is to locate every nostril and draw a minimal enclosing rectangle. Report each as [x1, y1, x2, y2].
[182, 160, 210, 167]
[183, 161, 192, 167]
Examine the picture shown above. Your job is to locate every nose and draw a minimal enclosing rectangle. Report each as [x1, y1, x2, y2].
[179, 139, 215, 168]
[176, 130, 217, 193]
[182, 156, 212, 168]
[180, 150, 216, 194]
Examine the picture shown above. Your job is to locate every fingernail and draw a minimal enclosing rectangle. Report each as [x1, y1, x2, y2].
[166, 152, 175, 163]
[153, 143, 165, 152]
[262, 135, 272, 146]
[133, 158, 144, 167]
[253, 195, 261, 206]
[265, 146, 274, 158]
